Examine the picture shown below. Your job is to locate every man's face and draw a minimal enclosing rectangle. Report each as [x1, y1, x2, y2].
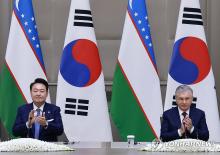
[31, 83, 48, 107]
[176, 91, 193, 112]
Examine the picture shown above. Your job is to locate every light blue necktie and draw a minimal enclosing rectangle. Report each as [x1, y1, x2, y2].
[34, 108, 41, 139]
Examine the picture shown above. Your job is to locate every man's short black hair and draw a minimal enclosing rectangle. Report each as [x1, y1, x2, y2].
[30, 78, 49, 91]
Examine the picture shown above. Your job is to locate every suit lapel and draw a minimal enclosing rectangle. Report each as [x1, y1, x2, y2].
[189, 107, 196, 124]
[43, 102, 48, 117]
[27, 102, 34, 112]
[173, 107, 181, 128]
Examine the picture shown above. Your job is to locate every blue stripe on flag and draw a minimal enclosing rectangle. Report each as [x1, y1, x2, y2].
[127, 0, 157, 68]
[13, 0, 45, 70]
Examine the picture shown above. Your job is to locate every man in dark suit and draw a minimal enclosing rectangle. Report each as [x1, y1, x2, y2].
[160, 85, 209, 142]
[13, 78, 63, 142]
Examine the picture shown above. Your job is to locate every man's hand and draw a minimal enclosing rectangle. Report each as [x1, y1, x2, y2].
[36, 112, 47, 127]
[183, 115, 193, 131]
[179, 123, 186, 135]
[28, 110, 35, 128]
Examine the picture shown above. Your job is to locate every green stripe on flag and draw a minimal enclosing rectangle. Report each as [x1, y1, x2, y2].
[110, 64, 156, 142]
[0, 64, 25, 137]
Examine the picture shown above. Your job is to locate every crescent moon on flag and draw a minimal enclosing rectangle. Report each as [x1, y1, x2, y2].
[129, 0, 133, 9]
[15, 0, 20, 11]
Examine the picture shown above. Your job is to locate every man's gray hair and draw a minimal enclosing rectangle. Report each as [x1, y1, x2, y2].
[175, 85, 193, 96]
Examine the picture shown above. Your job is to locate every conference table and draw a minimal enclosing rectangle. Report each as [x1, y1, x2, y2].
[0, 142, 220, 155]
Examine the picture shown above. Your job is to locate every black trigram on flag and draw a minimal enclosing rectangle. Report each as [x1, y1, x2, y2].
[65, 98, 89, 116]
[182, 7, 203, 25]
[74, 9, 94, 27]
[172, 95, 197, 108]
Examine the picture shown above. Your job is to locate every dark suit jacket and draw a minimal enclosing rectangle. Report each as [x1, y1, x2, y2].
[160, 107, 209, 142]
[12, 102, 63, 142]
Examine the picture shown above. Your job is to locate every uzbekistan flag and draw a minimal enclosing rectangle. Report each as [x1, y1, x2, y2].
[110, 0, 163, 141]
[0, 0, 49, 137]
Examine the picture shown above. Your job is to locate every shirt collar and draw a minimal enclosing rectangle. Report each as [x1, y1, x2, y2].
[178, 107, 190, 116]
[33, 102, 45, 112]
